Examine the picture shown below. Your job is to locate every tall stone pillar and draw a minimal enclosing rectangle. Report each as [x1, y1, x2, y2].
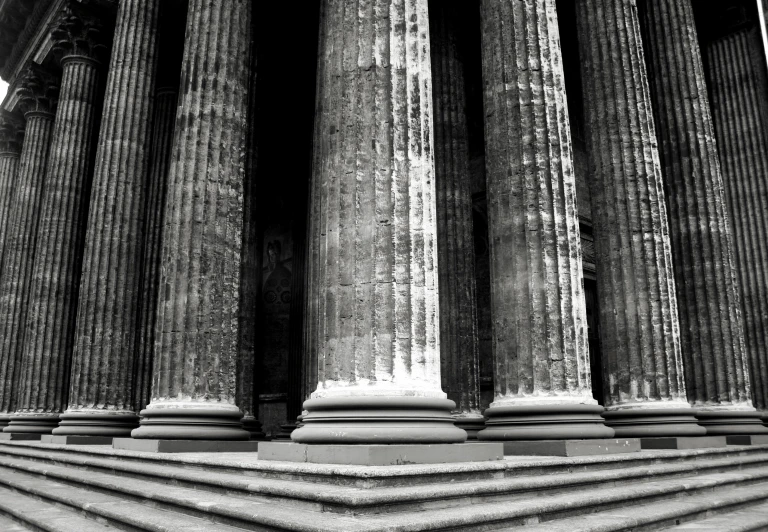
[131, 0, 252, 441]
[291, 0, 465, 445]
[575, 0, 704, 436]
[6, 9, 106, 435]
[706, 25, 768, 417]
[641, 0, 765, 435]
[0, 114, 23, 268]
[430, 2, 484, 438]
[474, 0, 611, 441]
[0, 65, 58, 430]
[55, 0, 161, 437]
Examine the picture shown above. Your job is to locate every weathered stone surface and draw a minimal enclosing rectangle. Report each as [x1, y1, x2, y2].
[642, 0, 758, 434]
[706, 26, 768, 414]
[430, 2, 483, 438]
[0, 114, 23, 272]
[9, 10, 105, 436]
[0, 65, 58, 431]
[132, 0, 252, 441]
[502, 438, 640, 457]
[292, 0, 464, 445]
[59, 0, 161, 438]
[476, 0, 609, 441]
[575, 0, 701, 436]
[113, 438, 260, 453]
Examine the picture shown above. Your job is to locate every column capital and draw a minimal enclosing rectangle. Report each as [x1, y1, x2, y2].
[0, 111, 24, 155]
[51, 3, 108, 65]
[16, 63, 59, 117]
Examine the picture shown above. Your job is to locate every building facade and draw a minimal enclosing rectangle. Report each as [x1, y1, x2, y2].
[0, 0, 766, 446]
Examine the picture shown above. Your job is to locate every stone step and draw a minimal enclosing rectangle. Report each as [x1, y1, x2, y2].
[2, 443, 768, 514]
[663, 500, 768, 531]
[3, 449, 768, 530]
[504, 483, 768, 531]
[0, 485, 116, 531]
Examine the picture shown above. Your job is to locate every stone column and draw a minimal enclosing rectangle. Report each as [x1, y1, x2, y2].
[131, 0, 252, 441]
[6, 9, 106, 435]
[430, 2, 484, 438]
[575, 0, 704, 436]
[290, 0, 465, 445]
[475, 0, 611, 441]
[0, 114, 23, 268]
[54, 0, 160, 437]
[0, 65, 58, 430]
[641, 0, 765, 435]
[706, 25, 768, 418]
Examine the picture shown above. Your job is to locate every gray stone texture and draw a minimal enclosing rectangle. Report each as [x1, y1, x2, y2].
[0, 65, 58, 430]
[642, 0, 752, 416]
[430, 2, 483, 436]
[64, 0, 161, 436]
[0, 115, 23, 271]
[477, 0, 594, 409]
[502, 438, 640, 457]
[706, 27, 768, 412]
[134, 0, 252, 440]
[10, 10, 105, 435]
[575, 0, 689, 413]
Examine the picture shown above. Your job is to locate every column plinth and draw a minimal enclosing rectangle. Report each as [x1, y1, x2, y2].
[575, 0, 703, 437]
[55, 0, 161, 438]
[641, 0, 765, 436]
[131, 0, 252, 441]
[291, 0, 465, 445]
[0, 65, 58, 431]
[7, 9, 105, 435]
[474, 0, 612, 441]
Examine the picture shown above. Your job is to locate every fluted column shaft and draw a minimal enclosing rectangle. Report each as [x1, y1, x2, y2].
[641, 0, 764, 436]
[575, 0, 704, 436]
[56, 0, 160, 437]
[430, 3, 484, 438]
[8, 51, 102, 435]
[291, 0, 465, 445]
[0, 117, 23, 269]
[0, 92, 57, 429]
[132, 0, 252, 441]
[706, 26, 768, 415]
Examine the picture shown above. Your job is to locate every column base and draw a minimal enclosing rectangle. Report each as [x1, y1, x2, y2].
[41, 435, 113, 445]
[259, 442, 502, 465]
[131, 408, 250, 441]
[53, 411, 139, 437]
[241, 416, 266, 440]
[477, 404, 614, 440]
[4, 414, 60, 434]
[639, 436, 728, 450]
[0, 433, 41, 441]
[502, 438, 639, 456]
[0, 414, 11, 430]
[273, 422, 298, 440]
[602, 408, 706, 437]
[113, 438, 259, 453]
[695, 410, 768, 435]
[454, 413, 486, 440]
[291, 397, 467, 444]
[726, 435, 768, 445]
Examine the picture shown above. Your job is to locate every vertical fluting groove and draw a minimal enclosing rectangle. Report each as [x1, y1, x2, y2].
[135, 87, 176, 413]
[641, 0, 750, 409]
[15, 56, 101, 418]
[308, 0, 442, 398]
[575, 0, 687, 408]
[0, 153, 20, 267]
[708, 28, 768, 410]
[150, 0, 251, 408]
[479, 0, 592, 404]
[430, 3, 481, 417]
[67, 0, 159, 416]
[0, 112, 55, 416]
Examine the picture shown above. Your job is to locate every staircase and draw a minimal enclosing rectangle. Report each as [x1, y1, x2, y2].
[0, 441, 767, 531]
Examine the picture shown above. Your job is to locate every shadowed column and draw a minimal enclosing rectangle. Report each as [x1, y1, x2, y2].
[0, 65, 58, 430]
[131, 0, 252, 441]
[642, 0, 765, 436]
[291, 0, 465, 445]
[575, 0, 704, 437]
[7, 7, 106, 436]
[55, 0, 161, 437]
[706, 24, 768, 421]
[0, 113, 23, 270]
[430, 2, 484, 439]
